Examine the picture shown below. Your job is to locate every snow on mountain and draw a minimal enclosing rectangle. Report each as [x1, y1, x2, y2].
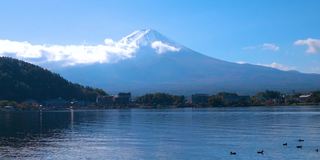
[1, 29, 320, 95]
[50, 29, 320, 95]
[151, 41, 180, 54]
[0, 29, 180, 66]
[118, 29, 181, 54]
[119, 29, 175, 46]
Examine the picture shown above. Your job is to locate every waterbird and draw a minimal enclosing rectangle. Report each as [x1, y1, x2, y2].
[230, 151, 236, 155]
[283, 143, 287, 146]
[296, 145, 303, 149]
[298, 139, 304, 142]
[257, 150, 264, 154]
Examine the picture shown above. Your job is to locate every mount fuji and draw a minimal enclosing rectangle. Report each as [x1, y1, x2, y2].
[52, 29, 320, 95]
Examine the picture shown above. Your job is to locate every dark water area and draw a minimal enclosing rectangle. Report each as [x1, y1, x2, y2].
[1, 106, 320, 160]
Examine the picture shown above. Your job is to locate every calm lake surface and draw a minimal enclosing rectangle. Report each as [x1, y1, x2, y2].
[1, 106, 320, 160]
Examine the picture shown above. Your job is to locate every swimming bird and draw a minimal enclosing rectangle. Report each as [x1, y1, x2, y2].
[296, 145, 303, 149]
[230, 151, 236, 155]
[298, 139, 304, 142]
[283, 143, 287, 146]
[257, 150, 264, 154]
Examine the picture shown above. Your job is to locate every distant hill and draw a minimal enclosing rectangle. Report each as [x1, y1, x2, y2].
[54, 29, 320, 95]
[0, 57, 106, 102]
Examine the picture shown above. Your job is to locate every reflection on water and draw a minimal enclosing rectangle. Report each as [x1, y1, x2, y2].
[1, 106, 320, 160]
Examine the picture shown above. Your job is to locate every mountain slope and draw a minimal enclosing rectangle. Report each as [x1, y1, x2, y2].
[0, 57, 106, 101]
[53, 29, 320, 95]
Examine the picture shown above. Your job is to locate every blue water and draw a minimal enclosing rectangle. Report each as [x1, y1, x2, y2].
[1, 106, 320, 160]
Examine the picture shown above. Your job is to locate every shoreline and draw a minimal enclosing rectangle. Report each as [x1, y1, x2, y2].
[1, 103, 320, 112]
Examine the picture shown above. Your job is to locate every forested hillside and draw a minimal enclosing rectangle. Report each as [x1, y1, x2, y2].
[0, 57, 106, 102]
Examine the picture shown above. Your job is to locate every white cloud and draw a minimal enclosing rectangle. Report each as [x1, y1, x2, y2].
[237, 61, 294, 71]
[0, 30, 183, 66]
[236, 61, 248, 64]
[151, 41, 180, 54]
[258, 62, 294, 71]
[243, 43, 280, 52]
[0, 39, 138, 66]
[104, 39, 114, 45]
[294, 38, 320, 54]
[261, 43, 280, 51]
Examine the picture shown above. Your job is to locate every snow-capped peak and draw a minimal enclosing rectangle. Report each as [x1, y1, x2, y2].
[119, 29, 151, 46]
[117, 29, 182, 54]
[118, 29, 180, 49]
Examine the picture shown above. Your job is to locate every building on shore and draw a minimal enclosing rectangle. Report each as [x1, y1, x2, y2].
[95, 92, 132, 106]
[222, 94, 250, 104]
[298, 94, 312, 103]
[114, 92, 132, 105]
[191, 94, 209, 104]
[96, 95, 114, 106]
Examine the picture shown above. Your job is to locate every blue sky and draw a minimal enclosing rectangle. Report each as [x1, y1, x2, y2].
[0, 0, 319, 73]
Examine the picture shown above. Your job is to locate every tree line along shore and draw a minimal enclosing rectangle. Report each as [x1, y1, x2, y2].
[1, 90, 319, 111]
[1, 57, 320, 111]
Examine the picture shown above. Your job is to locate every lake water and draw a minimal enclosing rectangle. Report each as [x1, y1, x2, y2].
[1, 106, 320, 160]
